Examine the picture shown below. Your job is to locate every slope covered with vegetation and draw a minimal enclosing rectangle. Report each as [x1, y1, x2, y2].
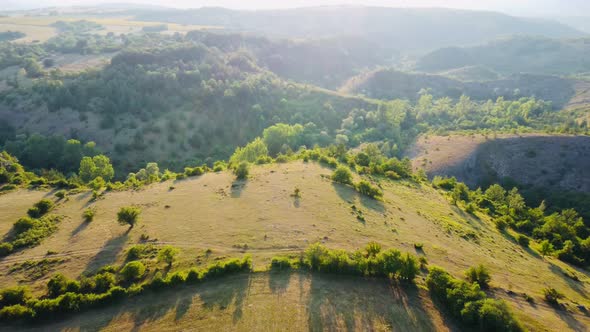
[416, 36, 590, 76]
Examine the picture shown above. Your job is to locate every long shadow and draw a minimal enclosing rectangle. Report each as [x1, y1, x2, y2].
[230, 180, 247, 198]
[71, 220, 90, 237]
[269, 271, 291, 295]
[306, 273, 453, 331]
[549, 262, 589, 299]
[83, 232, 129, 275]
[332, 183, 357, 204]
[553, 304, 587, 332]
[359, 195, 386, 214]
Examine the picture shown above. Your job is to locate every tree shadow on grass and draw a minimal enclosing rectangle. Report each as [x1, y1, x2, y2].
[552, 303, 588, 332]
[549, 262, 589, 300]
[307, 273, 454, 332]
[359, 195, 386, 214]
[269, 271, 292, 295]
[83, 232, 129, 275]
[71, 220, 90, 237]
[230, 180, 247, 198]
[332, 183, 357, 204]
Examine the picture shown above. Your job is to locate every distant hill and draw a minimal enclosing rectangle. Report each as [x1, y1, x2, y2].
[416, 36, 590, 75]
[136, 7, 586, 53]
[340, 69, 575, 108]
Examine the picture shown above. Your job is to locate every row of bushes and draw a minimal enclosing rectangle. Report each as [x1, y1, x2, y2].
[426, 267, 523, 332]
[331, 166, 384, 199]
[0, 199, 60, 257]
[271, 243, 419, 282]
[0, 256, 252, 323]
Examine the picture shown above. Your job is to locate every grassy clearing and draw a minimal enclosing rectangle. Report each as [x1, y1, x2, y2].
[0, 162, 588, 330]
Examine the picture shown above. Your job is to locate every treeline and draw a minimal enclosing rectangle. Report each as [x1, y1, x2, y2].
[433, 177, 590, 267]
[0, 255, 252, 322]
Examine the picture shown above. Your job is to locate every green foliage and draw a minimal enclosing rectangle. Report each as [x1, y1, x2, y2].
[543, 287, 564, 306]
[0, 286, 31, 307]
[117, 206, 140, 228]
[27, 199, 54, 218]
[270, 256, 298, 270]
[331, 166, 353, 185]
[516, 234, 530, 247]
[302, 243, 419, 281]
[262, 123, 304, 156]
[355, 180, 383, 199]
[82, 208, 96, 223]
[233, 162, 250, 180]
[2, 215, 61, 253]
[79, 155, 114, 183]
[230, 138, 269, 165]
[157, 246, 180, 266]
[427, 267, 523, 331]
[126, 244, 159, 261]
[465, 264, 492, 289]
[120, 261, 146, 282]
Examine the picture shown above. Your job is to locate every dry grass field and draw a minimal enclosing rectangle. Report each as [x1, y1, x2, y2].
[0, 161, 589, 330]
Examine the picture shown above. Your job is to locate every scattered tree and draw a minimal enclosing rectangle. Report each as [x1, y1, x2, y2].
[117, 206, 140, 228]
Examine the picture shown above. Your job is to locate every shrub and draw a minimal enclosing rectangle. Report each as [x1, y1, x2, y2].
[516, 234, 530, 247]
[11, 215, 60, 249]
[494, 217, 508, 231]
[184, 166, 204, 177]
[82, 207, 96, 223]
[543, 287, 564, 306]
[465, 264, 492, 289]
[47, 273, 69, 298]
[0, 305, 35, 321]
[365, 242, 382, 257]
[117, 206, 140, 228]
[355, 181, 383, 199]
[93, 272, 116, 293]
[0, 286, 31, 307]
[331, 166, 352, 185]
[233, 162, 250, 180]
[157, 246, 179, 267]
[270, 256, 296, 270]
[13, 217, 35, 233]
[27, 199, 54, 218]
[54, 190, 67, 199]
[385, 171, 401, 180]
[120, 261, 146, 282]
[0, 243, 13, 256]
[126, 244, 158, 261]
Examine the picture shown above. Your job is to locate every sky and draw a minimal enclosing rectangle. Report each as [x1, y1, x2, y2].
[4, 0, 590, 17]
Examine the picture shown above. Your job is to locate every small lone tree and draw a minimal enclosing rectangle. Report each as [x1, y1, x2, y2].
[117, 206, 141, 228]
[540, 240, 554, 257]
[465, 264, 491, 289]
[120, 261, 146, 282]
[331, 166, 352, 185]
[158, 246, 180, 267]
[234, 162, 250, 180]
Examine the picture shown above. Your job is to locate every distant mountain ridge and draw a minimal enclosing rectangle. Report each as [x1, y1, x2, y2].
[136, 6, 586, 53]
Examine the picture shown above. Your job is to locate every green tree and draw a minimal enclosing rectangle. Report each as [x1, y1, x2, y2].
[120, 261, 146, 282]
[331, 166, 353, 185]
[540, 240, 554, 257]
[230, 138, 268, 164]
[465, 264, 492, 289]
[117, 206, 141, 228]
[158, 246, 180, 267]
[234, 162, 250, 180]
[79, 155, 114, 183]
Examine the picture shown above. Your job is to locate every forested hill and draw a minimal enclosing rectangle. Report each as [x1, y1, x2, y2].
[416, 36, 590, 75]
[340, 69, 575, 108]
[136, 7, 585, 53]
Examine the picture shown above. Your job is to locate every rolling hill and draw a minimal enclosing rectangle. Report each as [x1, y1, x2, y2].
[0, 161, 589, 330]
[416, 36, 590, 76]
[136, 7, 586, 53]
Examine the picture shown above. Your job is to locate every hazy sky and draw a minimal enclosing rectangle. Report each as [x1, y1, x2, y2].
[5, 0, 590, 17]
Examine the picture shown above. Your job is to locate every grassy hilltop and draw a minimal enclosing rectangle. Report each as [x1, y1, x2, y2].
[0, 160, 589, 331]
